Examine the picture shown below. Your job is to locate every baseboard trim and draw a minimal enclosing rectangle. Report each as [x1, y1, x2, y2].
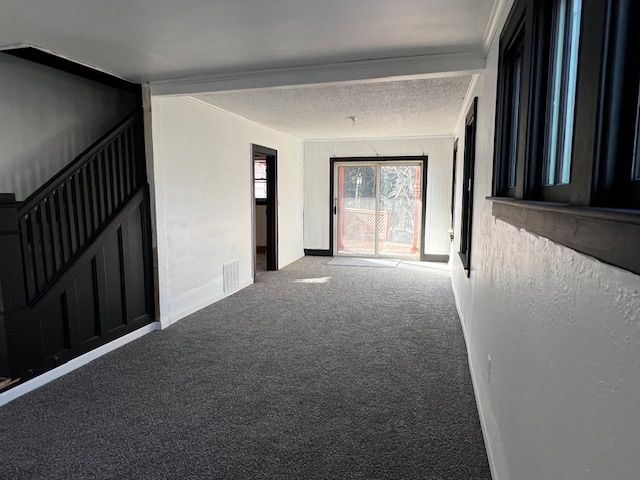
[421, 254, 450, 262]
[0, 322, 161, 407]
[166, 278, 254, 327]
[451, 278, 500, 480]
[304, 249, 332, 256]
[303, 249, 449, 262]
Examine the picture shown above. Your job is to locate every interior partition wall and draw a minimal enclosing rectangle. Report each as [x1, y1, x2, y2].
[330, 157, 428, 259]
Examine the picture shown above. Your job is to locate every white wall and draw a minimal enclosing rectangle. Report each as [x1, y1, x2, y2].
[151, 96, 304, 326]
[450, 1, 640, 479]
[304, 137, 453, 256]
[0, 53, 135, 200]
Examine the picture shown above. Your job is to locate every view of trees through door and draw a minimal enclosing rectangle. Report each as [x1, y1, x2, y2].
[335, 162, 423, 258]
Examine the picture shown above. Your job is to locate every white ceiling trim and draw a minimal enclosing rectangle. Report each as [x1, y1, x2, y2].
[482, 0, 511, 53]
[305, 134, 455, 143]
[182, 96, 300, 139]
[0, 42, 29, 51]
[453, 73, 481, 135]
[151, 51, 485, 96]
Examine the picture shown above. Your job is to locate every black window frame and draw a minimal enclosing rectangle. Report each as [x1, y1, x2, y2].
[459, 98, 478, 277]
[493, 0, 530, 198]
[533, 0, 605, 204]
[634, 94, 640, 182]
[491, 0, 640, 275]
[591, 0, 640, 208]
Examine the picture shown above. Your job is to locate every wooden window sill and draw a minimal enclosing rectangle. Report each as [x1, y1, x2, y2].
[487, 197, 640, 274]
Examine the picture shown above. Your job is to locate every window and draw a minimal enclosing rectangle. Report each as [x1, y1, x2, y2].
[508, 52, 523, 188]
[491, 0, 640, 275]
[254, 156, 267, 201]
[493, 0, 530, 198]
[459, 98, 478, 276]
[543, 0, 582, 186]
[634, 94, 640, 182]
[592, 0, 640, 209]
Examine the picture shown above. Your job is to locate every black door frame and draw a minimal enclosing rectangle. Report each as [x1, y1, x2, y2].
[459, 98, 478, 277]
[251, 144, 278, 274]
[328, 156, 429, 260]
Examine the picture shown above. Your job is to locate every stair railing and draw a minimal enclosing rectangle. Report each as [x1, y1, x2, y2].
[7, 111, 145, 304]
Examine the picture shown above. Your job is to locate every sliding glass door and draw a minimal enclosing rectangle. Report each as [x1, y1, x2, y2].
[335, 164, 377, 256]
[334, 162, 423, 258]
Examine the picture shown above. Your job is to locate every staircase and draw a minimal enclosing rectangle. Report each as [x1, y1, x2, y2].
[0, 110, 155, 381]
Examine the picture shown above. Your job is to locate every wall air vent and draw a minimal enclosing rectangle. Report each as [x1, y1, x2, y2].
[223, 261, 240, 295]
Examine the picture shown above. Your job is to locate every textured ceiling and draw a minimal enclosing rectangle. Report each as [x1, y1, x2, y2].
[0, 0, 495, 81]
[195, 76, 472, 139]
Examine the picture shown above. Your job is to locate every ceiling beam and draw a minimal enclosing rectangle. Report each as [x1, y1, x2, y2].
[150, 51, 486, 96]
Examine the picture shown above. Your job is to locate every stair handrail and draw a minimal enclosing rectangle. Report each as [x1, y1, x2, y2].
[14, 109, 146, 305]
[18, 110, 139, 216]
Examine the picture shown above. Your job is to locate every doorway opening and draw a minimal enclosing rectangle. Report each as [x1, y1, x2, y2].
[252, 144, 278, 277]
[330, 157, 427, 259]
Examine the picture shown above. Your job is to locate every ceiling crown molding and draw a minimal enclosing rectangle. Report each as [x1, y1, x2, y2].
[0, 42, 30, 51]
[454, 73, 481, 134]
[482, 0, 511, 53]
[150, 51, 486, 96]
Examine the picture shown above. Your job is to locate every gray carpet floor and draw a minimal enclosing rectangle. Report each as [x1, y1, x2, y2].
[0, 256, 491, 480]
[327, 257, 400, 267]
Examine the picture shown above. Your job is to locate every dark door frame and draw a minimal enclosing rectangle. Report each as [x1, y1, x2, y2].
[251, 144, 278, 274]
[459, 98, 478, 277]
[450, 139, 459, 234]
[328, 156, 428, 259]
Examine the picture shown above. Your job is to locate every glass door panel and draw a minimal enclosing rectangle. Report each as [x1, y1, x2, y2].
[378, 165, 422, 257]
[336, 165, 377, 256]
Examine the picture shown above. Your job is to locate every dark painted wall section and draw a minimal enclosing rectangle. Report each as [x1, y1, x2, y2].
[0, 53, 136, 199]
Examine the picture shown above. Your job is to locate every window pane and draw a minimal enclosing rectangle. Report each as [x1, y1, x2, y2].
[508, 52, 523, 188]
[378, 165, 422, 257]
[634, 87, 640, 181]
[544, 0, 567, 185]
[544, 0, 582, 186]
[254, 157, 267, 199]
[560, 0, 582, 183]
[254, 160, 267, 180]
[255, 179, 267, 199]
[336, 166, 377, 256]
